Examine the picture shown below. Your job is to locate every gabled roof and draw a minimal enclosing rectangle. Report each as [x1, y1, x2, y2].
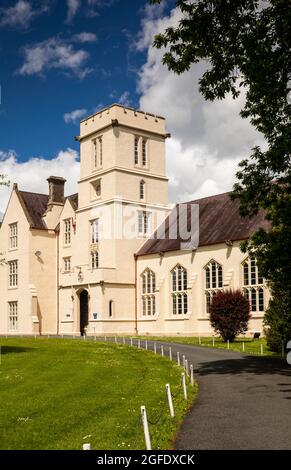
[19, 191, 49, 230]
[17, 191, 78, 231]
[137, 192, 271, 256]
[67, 193, 78, 211]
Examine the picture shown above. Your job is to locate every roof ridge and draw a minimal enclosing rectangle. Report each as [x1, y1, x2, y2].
[181, 190, 232, 205]
[19, 190, 48, 197]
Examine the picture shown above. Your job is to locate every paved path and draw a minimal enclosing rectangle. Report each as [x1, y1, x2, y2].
[144, 340, 291, 450]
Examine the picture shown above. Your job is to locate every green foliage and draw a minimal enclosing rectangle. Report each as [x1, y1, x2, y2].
[209, 289, 251, 342]
[264, 285, 291, 352]
[150, 0, 291, 350]
[0, 174, 9, 187]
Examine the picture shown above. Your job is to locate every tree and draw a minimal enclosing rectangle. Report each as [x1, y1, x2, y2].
[150, 0, 291, 351]
[209, 290, 251, 342]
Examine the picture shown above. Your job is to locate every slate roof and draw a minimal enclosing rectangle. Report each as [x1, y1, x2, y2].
[137, 192, 271, 256]
[17, 191, 78, 230]
[18, 191, 49, 230]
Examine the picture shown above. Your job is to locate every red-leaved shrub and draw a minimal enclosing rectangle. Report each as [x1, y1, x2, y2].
[209, 289, 251, 342]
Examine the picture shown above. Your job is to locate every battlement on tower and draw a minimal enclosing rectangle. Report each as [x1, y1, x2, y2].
[79, 103, 167, 139]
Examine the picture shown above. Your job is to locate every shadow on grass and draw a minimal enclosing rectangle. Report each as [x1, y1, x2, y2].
[0, 346, 34, 355]
[197, 355, 291, 378]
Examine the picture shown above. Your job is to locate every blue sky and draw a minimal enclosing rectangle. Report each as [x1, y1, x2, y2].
[0, 0, 265, 213]
[0, 0, 175, 160]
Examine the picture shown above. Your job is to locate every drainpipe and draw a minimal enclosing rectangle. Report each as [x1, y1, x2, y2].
[56, 231, 60, 336]
[134, 254, 138, 335]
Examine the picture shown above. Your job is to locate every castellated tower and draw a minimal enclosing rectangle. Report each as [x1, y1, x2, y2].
[59, 104, 169, 335]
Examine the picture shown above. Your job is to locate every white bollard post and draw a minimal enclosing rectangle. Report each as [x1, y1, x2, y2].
[154, 343, 157, 354]
[138, 339, 141, 349]
[145, 340, 148, 350]
[161, 345, 164, 357]
[115, 336, 117, 344]
[169, 347, 172, 361]
[260, 344, 263, 356]
[123, 336, 125, 345]
[227, 340, 230, 350]
[182, 373, 187, 400]
[83, 443, 91, 450]
[105, 336, 107, 342]
[141, 406, 151, 450]
[242, 341, 245, 352]
[166, 384, 175, 418]
[212, 337, 215, 347]
[130, 337, 133, 347]
[182, 355, 185, 367]
[185, 359, 189, 376]
[190, 364, 194, 386]
[177, 351, 180, 366]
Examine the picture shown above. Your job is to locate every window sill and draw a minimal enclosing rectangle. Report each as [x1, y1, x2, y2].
[250, 313, 265, 319]
[8, 248, 18, 252]
[8, 287, 18, 290]
[165, 313, 192, 321]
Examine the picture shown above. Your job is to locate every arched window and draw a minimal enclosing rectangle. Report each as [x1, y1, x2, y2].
[204, 260, 223, 313]
[171, 265, 188, 315]
[140, 180, 145, 200]
[141, 269, 156, 316]
[242, 256, 265, 312]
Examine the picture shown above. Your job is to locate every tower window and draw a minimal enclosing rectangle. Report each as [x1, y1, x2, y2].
[91, 179, 101, 199]
[134, 136, 139, 165]
[138, 211, 151, 236]
[140, 180, 145, 200]
[142, 139, 147, 166]
[91, 251, 99, 269]
[93, 136, 103, 168]
[90, 219, 99, 244]
[63, 257, 71, 272]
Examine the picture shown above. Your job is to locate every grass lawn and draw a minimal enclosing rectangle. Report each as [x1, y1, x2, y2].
[0, 338, 196, 450]
[135, 336, 282, 359]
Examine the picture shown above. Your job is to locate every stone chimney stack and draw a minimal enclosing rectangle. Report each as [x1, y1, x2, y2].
[47, 176, 66, 207]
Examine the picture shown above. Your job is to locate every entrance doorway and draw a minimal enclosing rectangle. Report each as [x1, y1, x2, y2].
[79, 290, 89, 336]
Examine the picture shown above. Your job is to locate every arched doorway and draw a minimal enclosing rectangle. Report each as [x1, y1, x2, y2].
[79, 290, 89, 336]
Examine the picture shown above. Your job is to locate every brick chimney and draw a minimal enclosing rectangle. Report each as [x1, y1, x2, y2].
[47, 176, 66, 207]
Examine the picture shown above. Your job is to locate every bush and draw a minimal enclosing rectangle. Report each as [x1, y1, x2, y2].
[264, 284, 291, 352]
[210, 289, 251, 342]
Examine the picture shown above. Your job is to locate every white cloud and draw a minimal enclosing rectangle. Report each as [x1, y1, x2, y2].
[118, 91, 131, 107]
[73, 32, 97, 43]
[66, 0, 81, 23]
[137, 7, 266, 203]
[0, 149, 80, 215]
[64, 108, 87, 124]
[18, 37, 92, 79]
[66, 0, 117, 22]
[0, 0, 49, 29]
